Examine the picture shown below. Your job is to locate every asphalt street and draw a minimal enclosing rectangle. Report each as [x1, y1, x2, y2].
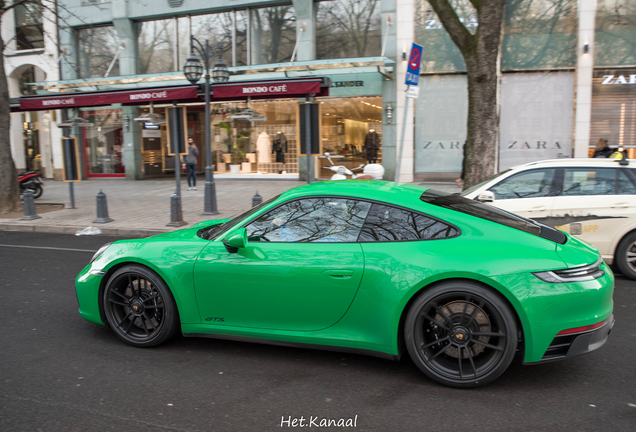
[0, 231, 635, 432]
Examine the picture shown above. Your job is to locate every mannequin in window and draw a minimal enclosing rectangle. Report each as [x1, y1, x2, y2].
[256, 131, 271, 163]
[272, 131, 287, 163]
[364, 129, 380, 164]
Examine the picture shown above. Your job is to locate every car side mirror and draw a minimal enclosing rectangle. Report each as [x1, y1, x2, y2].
[223, 228, 248, 253]
[477, 190, 495, 203]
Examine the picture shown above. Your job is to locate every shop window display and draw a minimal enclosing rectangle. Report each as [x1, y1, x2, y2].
[318, 97, 383, 178]
[81, 109, 124, 176]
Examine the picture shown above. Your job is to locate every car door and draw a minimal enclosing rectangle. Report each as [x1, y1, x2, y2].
[485, 168, 557, 219]
[549, 167, 636, 257]
[193, 197, 371, 331]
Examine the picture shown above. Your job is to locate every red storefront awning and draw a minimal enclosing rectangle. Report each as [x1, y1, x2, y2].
[212, 78, 330, 100]
[18, 86, 200, 112]
[16, 78, 331, 112]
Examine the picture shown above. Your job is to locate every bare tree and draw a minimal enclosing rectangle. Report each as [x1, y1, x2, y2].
[427, 0, 506, 188]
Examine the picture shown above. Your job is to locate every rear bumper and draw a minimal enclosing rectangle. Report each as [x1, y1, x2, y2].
[537, 315, 615, 363]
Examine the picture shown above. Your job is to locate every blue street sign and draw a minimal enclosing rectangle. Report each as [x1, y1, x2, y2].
[405, 43, 423, 86]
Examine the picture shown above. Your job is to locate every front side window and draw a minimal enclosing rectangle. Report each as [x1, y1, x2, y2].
[563, 168, 618, 196]
[490, 169, 556, 200]
[245, 198, 371, 243]
[359, 204, 458, 242]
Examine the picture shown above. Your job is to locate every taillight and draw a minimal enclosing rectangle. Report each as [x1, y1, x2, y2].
[533, 258, 605, 283]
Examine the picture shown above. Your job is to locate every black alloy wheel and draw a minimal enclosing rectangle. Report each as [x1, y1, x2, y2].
[405, 282, 518, 388]
[615, 232, 636, 280]
[103, 265, 179, 347]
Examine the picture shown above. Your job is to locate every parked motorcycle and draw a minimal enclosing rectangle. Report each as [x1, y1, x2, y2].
[321, 152, 385, 181]
[19, 170, 44, 199]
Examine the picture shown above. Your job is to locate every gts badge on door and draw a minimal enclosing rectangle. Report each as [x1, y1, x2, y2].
[205, 317, 225, 322]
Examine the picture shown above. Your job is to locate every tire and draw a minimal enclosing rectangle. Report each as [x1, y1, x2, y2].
[615, 232, 636, 280]
[30, 183, 43, 199]
[404, 281, 518, 388]
[103, 265, 179, 347]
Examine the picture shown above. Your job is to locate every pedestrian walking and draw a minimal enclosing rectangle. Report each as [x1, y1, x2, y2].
[182, 136, 199, 190]
[593, 138, 613, 158]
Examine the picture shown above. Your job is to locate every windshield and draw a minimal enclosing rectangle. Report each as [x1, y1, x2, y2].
[202, 193, 282, 240]
[461, 169, 511, 196]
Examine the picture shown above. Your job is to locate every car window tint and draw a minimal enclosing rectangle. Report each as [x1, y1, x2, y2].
[245, 198, 371, 243]
[563, 168, 616, 196]
[358, 204, 458, 242]
[489, 169, 555, 200]
[618, 170, 636, 195]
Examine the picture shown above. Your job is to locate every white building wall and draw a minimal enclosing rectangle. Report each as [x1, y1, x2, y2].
[573, 0, 597, 158]
[2, 1, 60, 177]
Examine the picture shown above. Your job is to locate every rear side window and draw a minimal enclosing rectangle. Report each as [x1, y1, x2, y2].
[618, 170, 636, 195]
[358, 204, 459, 242]
[562, 168, 617, 196]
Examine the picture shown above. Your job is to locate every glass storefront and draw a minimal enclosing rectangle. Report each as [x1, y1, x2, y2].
[317, 96, 383, 178]
[81, 109, 124, 176]
[590, 68, 636, 158]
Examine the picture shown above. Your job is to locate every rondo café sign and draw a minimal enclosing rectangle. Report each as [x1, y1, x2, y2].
[19, 86, 198, 111]
[212, 80, 323, 99]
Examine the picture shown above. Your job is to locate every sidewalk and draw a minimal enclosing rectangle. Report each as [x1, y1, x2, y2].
[0, 177, 461, 237]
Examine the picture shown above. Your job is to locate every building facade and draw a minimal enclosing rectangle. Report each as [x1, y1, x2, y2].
[2, 0, 62, 179]
[7, 0, 636, 182]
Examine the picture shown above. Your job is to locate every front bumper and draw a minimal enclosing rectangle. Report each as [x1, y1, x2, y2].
[539, 315, 615, 362]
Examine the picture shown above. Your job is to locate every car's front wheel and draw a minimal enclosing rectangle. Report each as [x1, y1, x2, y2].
[103, 265, 179, 347]
[615, 232, 636, 280]
[405, 281, 518, 388]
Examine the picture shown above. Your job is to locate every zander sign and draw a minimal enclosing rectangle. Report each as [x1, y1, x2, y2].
[19, 86, 198, 111]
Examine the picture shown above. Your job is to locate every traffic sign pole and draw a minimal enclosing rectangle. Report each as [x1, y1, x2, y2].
[395, 43, 423, 183]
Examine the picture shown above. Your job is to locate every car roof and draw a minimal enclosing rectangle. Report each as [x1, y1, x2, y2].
[510, 158, 635, 170]
[280, 180, 429, 205]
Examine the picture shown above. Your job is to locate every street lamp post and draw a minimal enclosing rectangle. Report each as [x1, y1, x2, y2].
[184, 37, 230, 215]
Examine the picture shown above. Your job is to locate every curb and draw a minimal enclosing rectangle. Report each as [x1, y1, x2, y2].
[0, 222, 169, 238]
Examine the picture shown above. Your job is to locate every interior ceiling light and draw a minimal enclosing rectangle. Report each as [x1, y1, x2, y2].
[57, 116, 94, 128]
[230, 108, 266, 122]
[133, 102, 166, 125]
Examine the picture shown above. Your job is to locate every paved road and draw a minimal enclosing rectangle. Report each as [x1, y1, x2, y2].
[1, 231, 635, 431]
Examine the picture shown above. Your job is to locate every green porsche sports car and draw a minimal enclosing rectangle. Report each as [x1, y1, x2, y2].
[76, 181, 614, 388]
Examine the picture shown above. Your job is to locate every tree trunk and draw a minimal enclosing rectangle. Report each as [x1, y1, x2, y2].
[463, 4, 504, 188]
[0, 22, 21, 214]
[427, 0, 506, 189]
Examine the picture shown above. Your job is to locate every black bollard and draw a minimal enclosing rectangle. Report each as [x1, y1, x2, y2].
[167, 193, 187, 227]
[252, 191, 263, 207]
[93, 190, 114, 223]
[20, 190, 41, 220]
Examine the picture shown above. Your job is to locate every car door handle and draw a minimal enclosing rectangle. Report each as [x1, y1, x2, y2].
[321, 269, 354, 279]
[611, 203, 630, 209]
[528, 206, 547, 212]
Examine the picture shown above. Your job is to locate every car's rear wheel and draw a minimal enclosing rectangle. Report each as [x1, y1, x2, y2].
[103, 265, 179, 347]
[405, 281, 518, 388]
[615, 232, 636, 280]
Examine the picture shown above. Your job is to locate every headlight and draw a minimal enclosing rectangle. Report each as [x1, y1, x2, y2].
[90, 242, 113, 264]
[533, 257, 605, 283]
